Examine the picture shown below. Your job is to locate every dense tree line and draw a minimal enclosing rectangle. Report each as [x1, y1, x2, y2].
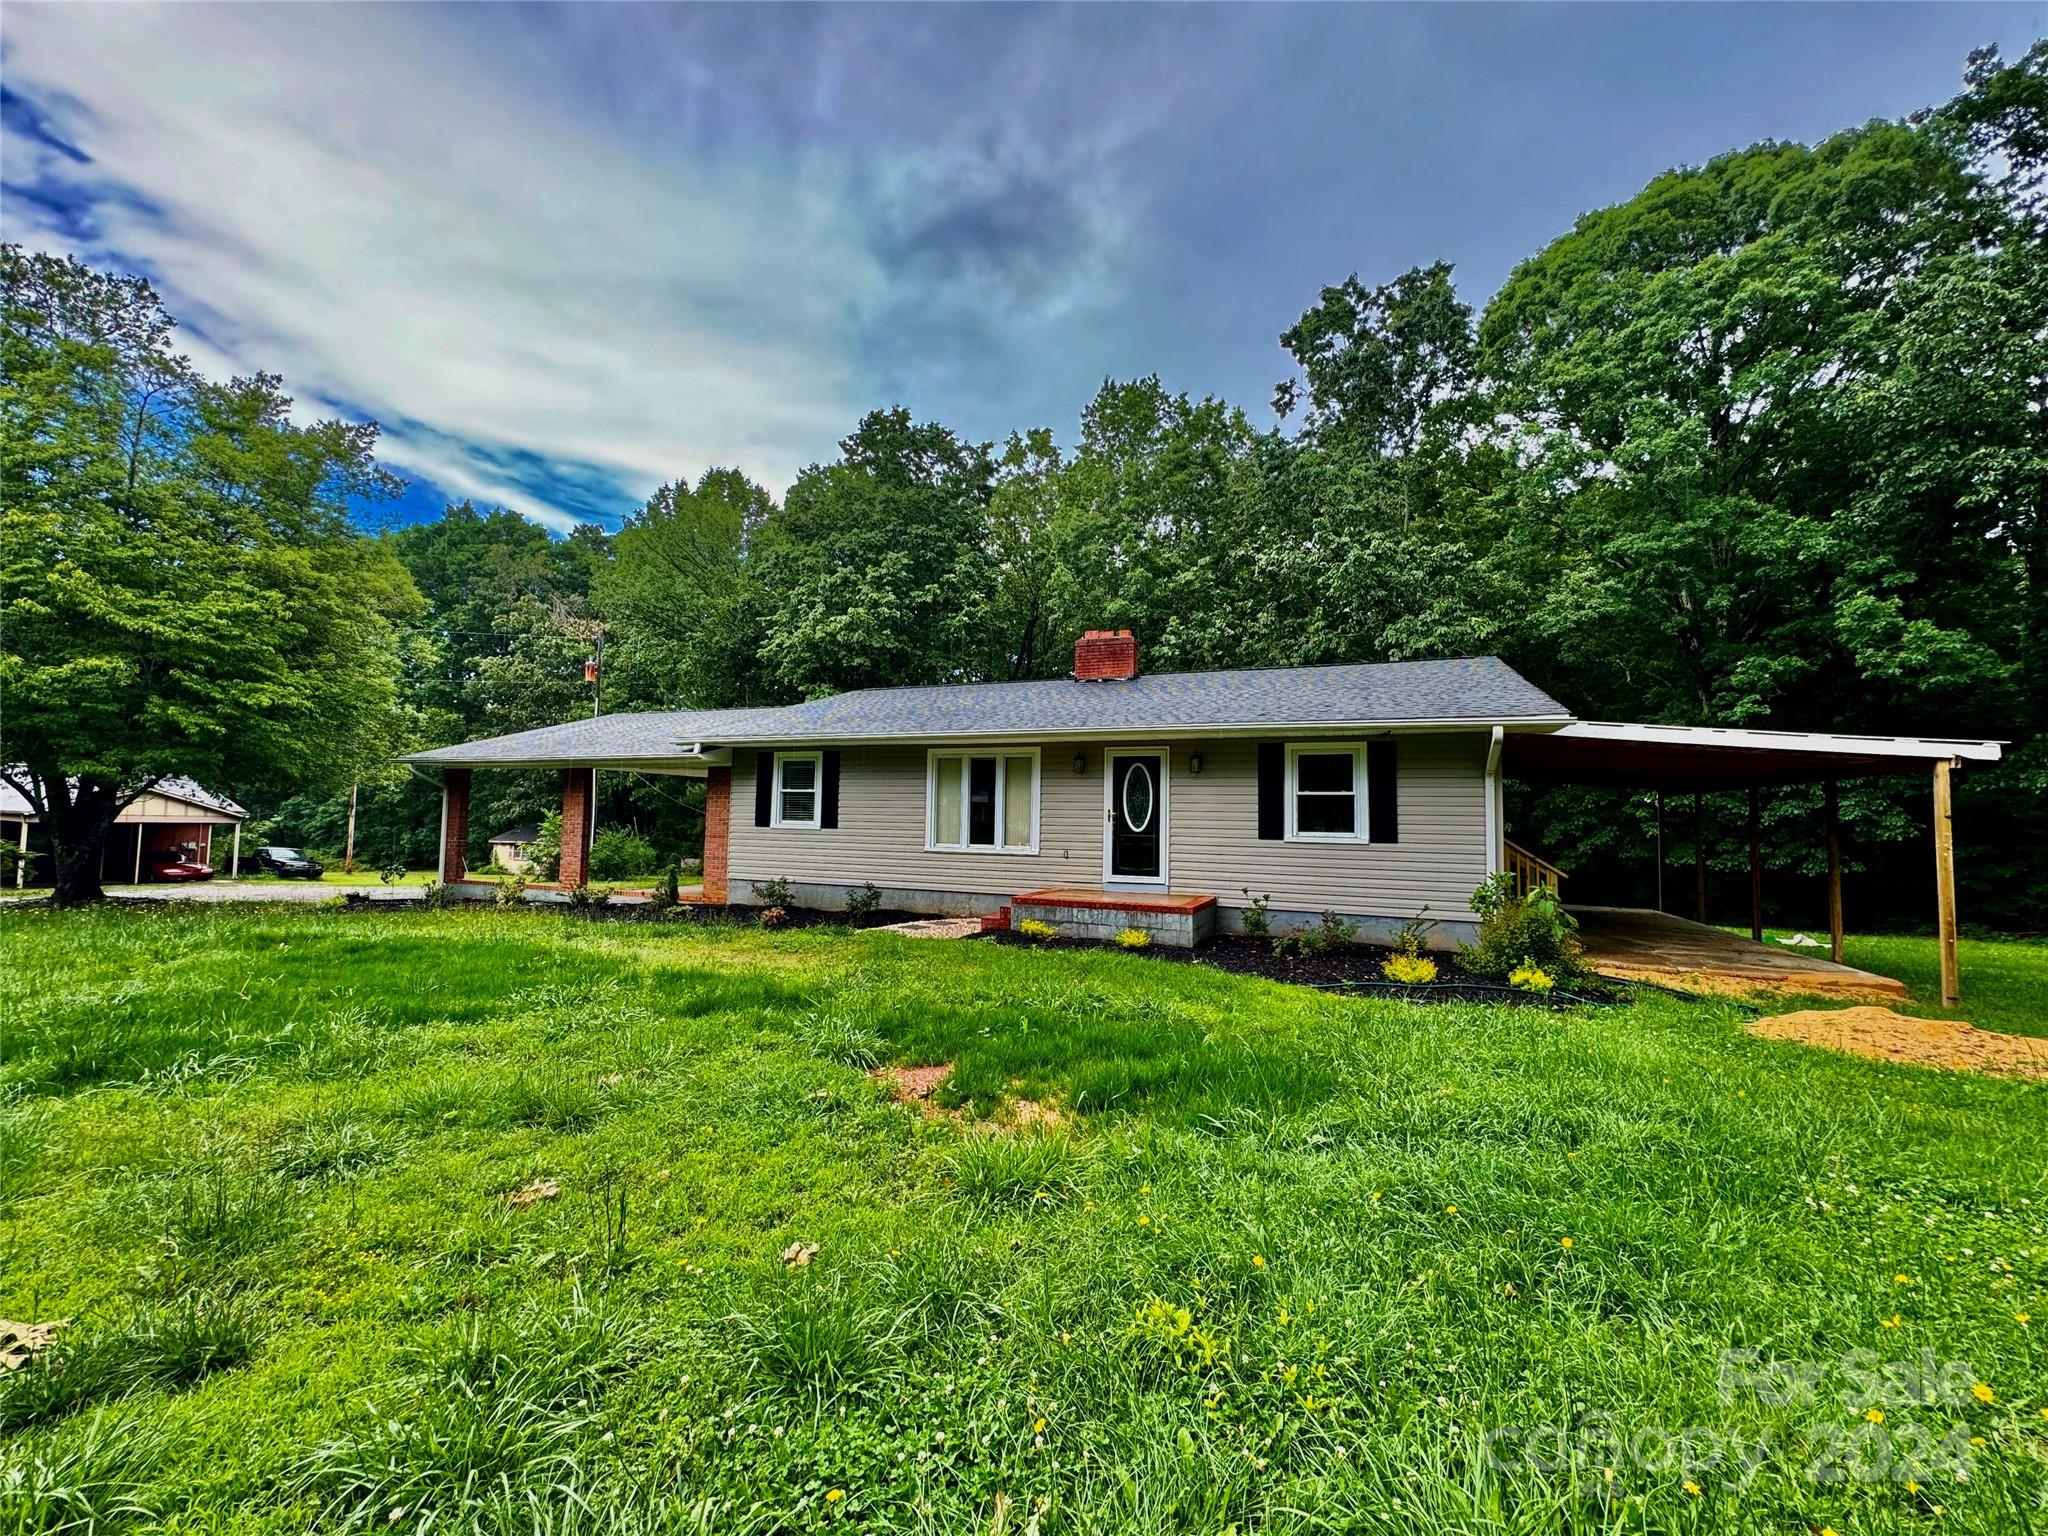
[13, 47, 2042, 923]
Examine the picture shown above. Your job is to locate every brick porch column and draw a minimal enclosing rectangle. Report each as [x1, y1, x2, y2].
[438, 769, 471, 883]
[701, 766, 731, 903]
[559, 768, 592, 888]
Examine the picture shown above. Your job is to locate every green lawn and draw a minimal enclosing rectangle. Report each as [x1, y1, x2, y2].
[1, 906, 2042, 1534]
[1750, 928, 2048, 1040]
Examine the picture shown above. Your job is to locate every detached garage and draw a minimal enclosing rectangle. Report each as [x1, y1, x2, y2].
[1, 776, 249, 886]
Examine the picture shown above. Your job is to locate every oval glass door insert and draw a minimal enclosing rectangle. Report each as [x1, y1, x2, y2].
[1122, 763, 1155, 832]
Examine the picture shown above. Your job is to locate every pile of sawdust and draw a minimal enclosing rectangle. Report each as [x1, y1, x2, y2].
[1748, 1006, 2048, 1081]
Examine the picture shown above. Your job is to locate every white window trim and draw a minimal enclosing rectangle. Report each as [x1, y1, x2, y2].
[1284, 742, 1370, 843]
[925, 747, 1040, 855]
[770, 750, 824, 830]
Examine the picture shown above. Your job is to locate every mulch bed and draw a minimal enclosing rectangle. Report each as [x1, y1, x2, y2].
[983, 930, 1625, 1007]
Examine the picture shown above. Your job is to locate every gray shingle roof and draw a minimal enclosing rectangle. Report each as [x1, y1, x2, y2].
[402, 657, 1570, 767]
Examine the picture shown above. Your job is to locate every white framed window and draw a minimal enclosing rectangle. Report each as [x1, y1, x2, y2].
[1285, 743, 1368, 842]
[927, 748, 1038, 853]
[771, 750, 823, 829]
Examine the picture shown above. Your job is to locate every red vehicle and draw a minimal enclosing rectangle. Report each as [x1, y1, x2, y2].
[145, 848, 215, 882]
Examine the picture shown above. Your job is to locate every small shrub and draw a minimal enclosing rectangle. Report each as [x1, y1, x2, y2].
[1393, 906, 1435, 959]
[1464, 874, 1584, 981]
[1383, 953, 1439, 985]
[1509, 963, 1555, 994]
[417, 881, 457, 910]
[1272, 932, 1303, 959]
[566, 883, 614, 912]
[378, 859, 409, 886]
[1298, 910, 1357, 957]
[588, 829, 656, 882]
[652, 864, 680, 910]
[493, 875, 528, 907]
[758, 906, 788, 930]
[525, 811, 564, 881]
[1017, 918, 1058, 943]
[753, 877, 796, 908]
[1239, 889, 1272, 940]
[844, 881, 883, 918]
[1112, 927, 1152, 950]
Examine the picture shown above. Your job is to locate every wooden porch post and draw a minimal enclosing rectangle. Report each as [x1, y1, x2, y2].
[1693, 793, 1707, 923]
[1934, 759, 1959, 1006]
[1747, 788, 1763, 943]
[1824, 781, 1844, 965]
[1653, 791, 1665, 913]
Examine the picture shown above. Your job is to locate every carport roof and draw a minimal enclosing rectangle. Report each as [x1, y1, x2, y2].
[1504, 721, 2004, 791]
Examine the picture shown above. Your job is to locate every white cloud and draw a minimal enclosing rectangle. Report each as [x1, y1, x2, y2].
[1, 4, 894, 526]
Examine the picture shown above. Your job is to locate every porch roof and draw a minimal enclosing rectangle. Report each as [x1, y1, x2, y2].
[1503, 721, 2003, 792]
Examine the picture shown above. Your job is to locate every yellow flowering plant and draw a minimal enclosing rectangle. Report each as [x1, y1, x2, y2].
[1508, 963, 1554, 994]
[1112, 927, 1152, 950]
[1383, 954, 1438, 985]
[1017, 918, 1058, 942]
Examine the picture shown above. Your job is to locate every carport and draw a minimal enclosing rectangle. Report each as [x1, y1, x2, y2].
[1503, 723, 2004, 1005]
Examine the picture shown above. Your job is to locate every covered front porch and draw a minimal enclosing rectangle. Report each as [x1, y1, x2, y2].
[1502, 722, 2004, 1004]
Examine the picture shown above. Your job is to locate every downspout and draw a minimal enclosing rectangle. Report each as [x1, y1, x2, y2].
[1484, 726, 1504, 876]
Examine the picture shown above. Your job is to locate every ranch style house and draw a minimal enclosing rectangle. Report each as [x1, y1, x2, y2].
[404, 632, 2001, 1001]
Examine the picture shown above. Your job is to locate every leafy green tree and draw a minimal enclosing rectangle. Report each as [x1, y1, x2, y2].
[757, 409, 996, 695]
[0, 247, 418, 904]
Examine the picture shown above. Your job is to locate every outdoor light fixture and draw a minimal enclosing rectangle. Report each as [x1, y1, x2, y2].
[1189, 751, 1204, 775]
[1072, 752, 1087, 775]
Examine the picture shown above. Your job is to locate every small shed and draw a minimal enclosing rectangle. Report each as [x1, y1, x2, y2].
[1, 774, 250, 886]
[487, 825, 540, 873]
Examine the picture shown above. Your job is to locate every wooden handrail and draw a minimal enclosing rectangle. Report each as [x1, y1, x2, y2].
[1504, 840, 1566, 899]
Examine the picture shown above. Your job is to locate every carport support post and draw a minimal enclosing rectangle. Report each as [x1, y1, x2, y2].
[1653, 791, 1666, 913]
[1693, 794, 1707, 923]
[1747, 788, 1763, 943]
[437, 768, 471, 884]
[1934, 758, 1959, 1006]
[1824, 781, 1844, 965]
[230, 822, 241, 880]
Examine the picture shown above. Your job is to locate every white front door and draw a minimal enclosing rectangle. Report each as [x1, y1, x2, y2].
[1103, 750, 1168, 890]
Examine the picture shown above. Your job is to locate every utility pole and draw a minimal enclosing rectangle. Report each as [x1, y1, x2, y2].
[590, 628, 605, 718]
[344, 782, 358, 872]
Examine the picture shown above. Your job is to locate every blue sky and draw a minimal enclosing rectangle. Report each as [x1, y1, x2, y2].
[3, 2, 2040, 533]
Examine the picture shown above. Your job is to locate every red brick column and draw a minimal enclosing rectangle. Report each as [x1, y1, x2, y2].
[701, 766, 731, 903]
[439, 769, 471, 883]
[559, 768, 592, 888]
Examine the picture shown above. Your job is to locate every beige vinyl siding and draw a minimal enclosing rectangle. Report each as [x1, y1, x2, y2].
[727, 732, 1491, 920]
[730, 746, 1105, 895]
[1168, 734, 1490, 922]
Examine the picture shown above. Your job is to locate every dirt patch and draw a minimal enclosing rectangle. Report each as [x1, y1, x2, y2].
[1749, 1006, 2048, 1081]
[505, 1178, 560, 1207]
[868, 1063, 1066, 1129]
[871, 1062, 954, 1110]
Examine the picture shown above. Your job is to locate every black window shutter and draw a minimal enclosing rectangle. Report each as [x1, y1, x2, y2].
[1256, 742, 1284, 840]
[1367, 740, 1398, 843]
[821, 751, 841, 829]
[754, 751, 774, 828]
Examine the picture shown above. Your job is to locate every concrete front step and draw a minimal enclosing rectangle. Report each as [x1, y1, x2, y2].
[1008, 888, 1217, 948]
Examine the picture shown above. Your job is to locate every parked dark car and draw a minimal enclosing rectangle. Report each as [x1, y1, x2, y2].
[252, 846, 324, 879]
[145, 849, 214, 882]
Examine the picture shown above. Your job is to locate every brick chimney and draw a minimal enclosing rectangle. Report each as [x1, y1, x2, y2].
[1073, 629, 1139, 681]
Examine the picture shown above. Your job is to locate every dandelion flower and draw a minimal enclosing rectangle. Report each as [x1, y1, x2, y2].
[1906, 1480, 1922, 1495]
[1972, 1382, 1995, 1403]
[1882, 1315, 1903, 1328]
[2015, 1312, 2031, 1325]
[1252, 1254, 1265, 1267]
[825, 1489, 844, 1503]
[1560, 1237, 1574, 1249]
[1138, 1214, 1151, 1226]
[1895, 1273, 1914, 1284]
[1446, 1204, 1459, 1215]
[1970, 1435, 1986, 1447]
[1140, 1183, 1151, 1194]
[1865, 1408, 1885, 1424]
[1683, 1481, 1701, 1497]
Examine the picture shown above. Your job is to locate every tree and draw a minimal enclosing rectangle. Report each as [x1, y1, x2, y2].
[757, 409, 996, 695]
[0, 247, 419, 904]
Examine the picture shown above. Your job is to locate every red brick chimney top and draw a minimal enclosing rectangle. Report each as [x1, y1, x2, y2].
[1073, 629, 1139, 681]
